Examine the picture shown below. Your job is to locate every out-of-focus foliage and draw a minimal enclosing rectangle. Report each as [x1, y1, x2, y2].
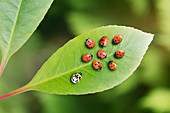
[156, 0, 170, 50]
[0, 0, 170, 113]
[140, 48, 167, 87]
[128, 0, 150, 16]
[140, 88, 170, 112]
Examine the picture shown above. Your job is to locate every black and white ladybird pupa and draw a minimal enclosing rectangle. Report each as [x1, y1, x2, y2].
[71, 73, 82, 84]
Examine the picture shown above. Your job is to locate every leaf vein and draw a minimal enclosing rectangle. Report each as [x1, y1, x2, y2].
[4, 0, 23, 59]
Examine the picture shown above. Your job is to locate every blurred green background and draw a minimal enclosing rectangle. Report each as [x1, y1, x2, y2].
[0, 0, 170, 113]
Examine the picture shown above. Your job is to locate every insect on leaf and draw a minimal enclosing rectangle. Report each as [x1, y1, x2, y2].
[0, 25, 154, 99]
[24, 25, 154, 95]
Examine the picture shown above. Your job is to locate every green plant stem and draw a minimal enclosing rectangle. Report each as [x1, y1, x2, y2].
[0, 86, 31, 100]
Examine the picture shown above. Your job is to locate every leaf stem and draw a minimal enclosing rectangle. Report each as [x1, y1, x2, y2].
[0, 86, 31, 100]
[0, 58, 7, 77]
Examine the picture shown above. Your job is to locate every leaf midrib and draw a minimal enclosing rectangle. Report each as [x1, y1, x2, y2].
[4, 0, 23, 60]
[27, 53, 114, 88]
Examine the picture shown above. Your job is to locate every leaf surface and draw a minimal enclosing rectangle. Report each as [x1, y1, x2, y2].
[0, 0, 53, 60]
[26, 25, 154, 95]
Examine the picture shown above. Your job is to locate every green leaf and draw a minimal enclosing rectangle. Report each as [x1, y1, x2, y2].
[0, 0, 53, 61]
[23, 25, 154, 95]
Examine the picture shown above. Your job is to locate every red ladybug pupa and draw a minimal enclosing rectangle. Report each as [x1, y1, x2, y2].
[97, 50, 107, 59]
[82, 53, 93, 62]
[99, 36, 109, 47]
[93, 60, 102, 71]
[112, 35, 122, 44]
[108, 61, 117, 70]
[85, 38, 95, 48]
[114, 50, 125, 58]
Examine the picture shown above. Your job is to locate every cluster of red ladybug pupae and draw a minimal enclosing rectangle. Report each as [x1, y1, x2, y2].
[82, 35, 125, 71]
